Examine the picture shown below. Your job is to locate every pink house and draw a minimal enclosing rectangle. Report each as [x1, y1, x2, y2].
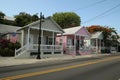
[56, 26, 91, 55]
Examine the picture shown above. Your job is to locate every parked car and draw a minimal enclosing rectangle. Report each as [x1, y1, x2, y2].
[110, 48, 116, 53]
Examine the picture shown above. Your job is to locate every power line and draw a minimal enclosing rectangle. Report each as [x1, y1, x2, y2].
[100, 8, 120, 19]
[82, 3, 120, 24]
[72, 0, 107, 12]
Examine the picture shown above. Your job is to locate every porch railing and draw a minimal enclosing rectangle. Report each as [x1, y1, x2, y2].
[15, 44, 63, 57]
[80, 46, 91, 51]
[15, 44, 28, 56]
[66, 45, 91, 53]
[29, 44, 63, 51]
[66, 46, 75, 52]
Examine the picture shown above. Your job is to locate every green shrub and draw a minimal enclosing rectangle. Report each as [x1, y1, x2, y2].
[0, 48, 15, 57]
[8, 42, 14, 50]
[14, 42, 21, 49]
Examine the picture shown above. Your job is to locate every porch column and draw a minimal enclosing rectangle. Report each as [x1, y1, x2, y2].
[61, 33, 63, 54]
[78, 36, 80, 48]
[41, 30, 43, 56]
[99, 39, 101, 53]
[96, 38, 98, 54]
[52, 32, 55, 55]
[21, 30, 24, 47]
[27, 27, 30, 50]
[78, 35, 80, 50]
[74, 35, 76, 55]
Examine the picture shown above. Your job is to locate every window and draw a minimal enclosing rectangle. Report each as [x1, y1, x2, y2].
[80, 39, 84, 49]
[48, 37, 52, 45]
[67, 38, 72, 46]
[59, 38, 62, 45]
[46, 36, 53, 45]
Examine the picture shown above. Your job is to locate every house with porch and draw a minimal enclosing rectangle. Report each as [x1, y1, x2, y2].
[56, 26, 91, 55]
[86, 32, 103, 54]
[15, 17, 64, 58]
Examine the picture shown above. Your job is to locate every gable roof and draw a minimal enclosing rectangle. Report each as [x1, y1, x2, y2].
[91, 32, 103, 39]
[17, 17, 64, 33]
[63, 26, 83, 35]
[63, 26, 90, 36]
[0, 24, 21, 33]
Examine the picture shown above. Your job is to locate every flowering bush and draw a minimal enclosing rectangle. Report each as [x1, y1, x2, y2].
[87, 25, 112, 34]
[0, 39, 21, 56]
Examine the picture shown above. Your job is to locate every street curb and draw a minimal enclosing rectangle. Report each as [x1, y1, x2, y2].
[0, 54, 111, 67]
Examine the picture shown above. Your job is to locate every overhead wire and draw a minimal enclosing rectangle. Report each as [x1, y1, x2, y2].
[82, 3, 120, 24]
[72, 0, 107, 12]
[99, 8, 120, 19]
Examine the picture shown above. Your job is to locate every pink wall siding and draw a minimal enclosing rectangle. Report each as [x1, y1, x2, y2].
[63, 36, 67, 49]
[76, 27, 90, 36]
[56, 37, 60, 45]
[56, 36, 67, 50]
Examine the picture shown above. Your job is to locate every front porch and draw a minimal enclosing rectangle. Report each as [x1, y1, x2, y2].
[65, 35, 91, 55]
[57, 26, 91, 55]
[15, 27, 63, 58]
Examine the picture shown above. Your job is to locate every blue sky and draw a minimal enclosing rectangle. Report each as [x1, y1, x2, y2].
[0, 0, 120, 33]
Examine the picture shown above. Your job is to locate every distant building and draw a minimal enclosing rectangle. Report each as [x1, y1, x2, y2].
[4, 16, 15, 21]
[0, 24, 21, 43]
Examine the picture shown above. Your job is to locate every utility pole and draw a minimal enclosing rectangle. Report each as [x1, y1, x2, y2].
[36, 12, 44, 59]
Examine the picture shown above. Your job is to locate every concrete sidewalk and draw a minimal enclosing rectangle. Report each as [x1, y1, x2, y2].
[0, 54, 109, 67]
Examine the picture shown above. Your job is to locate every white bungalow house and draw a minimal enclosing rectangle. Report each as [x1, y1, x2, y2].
[86, 32, 103, 53]
[15, 17, 64, 58]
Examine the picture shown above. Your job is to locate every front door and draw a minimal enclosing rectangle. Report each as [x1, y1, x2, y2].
[30, 34, 33, 44]
[76, 40, 79, 50]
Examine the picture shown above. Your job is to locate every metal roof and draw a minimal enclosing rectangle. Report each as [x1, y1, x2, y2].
[63, 26, 82, 35]
[0, 24, 20, 33]
[91, 32, 103, 39]
[17, 17, 64, 33]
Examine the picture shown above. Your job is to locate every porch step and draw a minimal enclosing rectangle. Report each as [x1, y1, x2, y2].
[15, 51, 31, 59]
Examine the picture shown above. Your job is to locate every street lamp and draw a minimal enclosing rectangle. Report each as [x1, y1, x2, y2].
[36, 12, 44, 59]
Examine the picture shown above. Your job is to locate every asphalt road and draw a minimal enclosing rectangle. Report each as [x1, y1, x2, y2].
[0, 54, 120, 80]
